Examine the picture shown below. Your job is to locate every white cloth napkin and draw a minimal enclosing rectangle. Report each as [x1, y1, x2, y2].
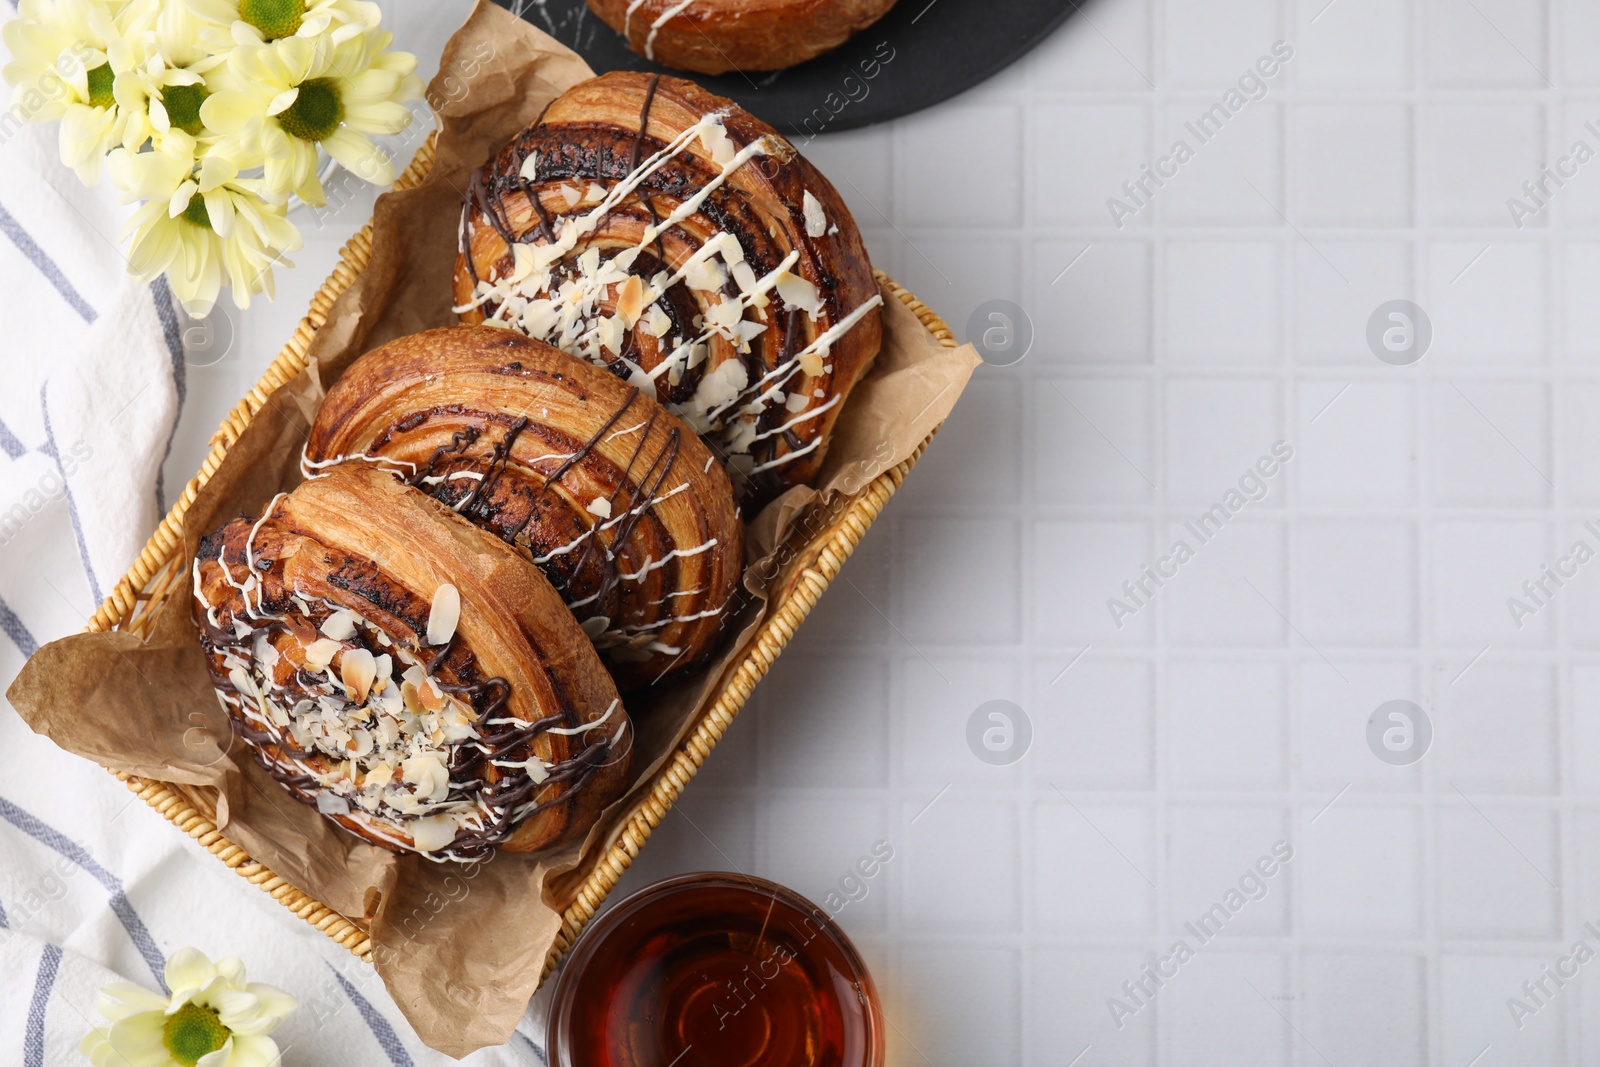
[0, 83, 548, 1067]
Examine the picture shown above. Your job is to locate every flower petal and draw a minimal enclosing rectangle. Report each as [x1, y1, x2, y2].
[322, 126, 392, 186]
[78, 1027, 119, 1067]
[342, 99, 410, 136]
[104, 1012, 170, 1067]
[199, 91, 260, 134]
[245, 982, 299, 1025]
[169, 179, 199, 219]
[165, 947, 219, 996]
[196, 1036, 234, 1067]
[228, 1033, 285, 1067]
[96, 982, 169, 1022]
[203, 189, 236, 238]
[266, 86, 299, 117]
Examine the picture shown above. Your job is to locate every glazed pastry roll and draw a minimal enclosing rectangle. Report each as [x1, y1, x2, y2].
[453, 71, 882, 505]
[585, 0, 900, 75]
[302, 326, 743, 688]
[191, 464, 631, 861]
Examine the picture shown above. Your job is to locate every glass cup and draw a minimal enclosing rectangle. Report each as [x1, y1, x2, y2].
[547, 871, 885, 1067]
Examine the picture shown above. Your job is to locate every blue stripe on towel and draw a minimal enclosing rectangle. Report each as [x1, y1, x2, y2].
[0, 596, 38, 656]
[0, 416, 25, 459]
[513, 1030, 547, 1065]
[23, 943, 62, 1067]
[151, 277, 186, 510]
[39, 384, 102, 607]
[328, 965, 415, 1067]
[0, 796, 167, 991]
[0, 199, 96, 324]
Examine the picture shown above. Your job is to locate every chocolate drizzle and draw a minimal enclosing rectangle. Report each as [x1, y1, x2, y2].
[192, 512, 625, 863]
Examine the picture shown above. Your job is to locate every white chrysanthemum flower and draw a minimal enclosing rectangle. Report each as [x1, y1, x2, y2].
[106, 0, 236, 157]
[78, 947, 298, 1067]
[108, 144, 303, 315]
[1, 0, 130, 184]
[201, 26, 419, 206]
[184, 0, 381, 56]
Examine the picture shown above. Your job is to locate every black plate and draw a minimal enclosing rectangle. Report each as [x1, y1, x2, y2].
[493, 0, 1078, 136]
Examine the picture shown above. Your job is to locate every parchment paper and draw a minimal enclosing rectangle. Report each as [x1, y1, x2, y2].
[5, 1, 980, 1054]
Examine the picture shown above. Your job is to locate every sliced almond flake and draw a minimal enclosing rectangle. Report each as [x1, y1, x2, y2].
[685, 256, 727, 293]
[730, 261, 757, 294]
[409, 814, 457, 852]
[802, 190, 828, 238]
[426, 583, 460, 646]
[776, 271, 822, 315]
[583, 182, 606, 204]
[316, 793, 350, 816]
[227, 665, 255, 696]
[511, 243, 537, 282]
[615, 274, 648, 326]
[644, 303, 671, 337]
[518, 152, 538, 182]
[341, 647, 377, 703]
[588, 497, 613, 518]
[232, 619, 253, 639]
[320, 609, 357, 640]
[303, 637, 342, 669]
[692, 357, 749, 414]
[785, 391, 809, 413]
[418, 678, 446, 712]
[597, 314, 625, 355]
[580, 615, 610, 638]
[365, 762, 394, 789]
[798, 351, 825, 377]
[347, 727, 374, 758]
[698, 118, 738, 167]
[559, 183, 581, 208]
[703, 298, 743, 335]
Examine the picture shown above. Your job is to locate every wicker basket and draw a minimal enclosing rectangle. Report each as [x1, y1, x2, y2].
[83, 132, 955, 986]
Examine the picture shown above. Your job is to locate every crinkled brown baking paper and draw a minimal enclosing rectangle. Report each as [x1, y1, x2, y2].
[5, 1, 979, 1055]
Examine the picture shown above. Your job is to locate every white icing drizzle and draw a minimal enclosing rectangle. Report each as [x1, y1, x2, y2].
[645, 0, 695, 59]
[748, 434, 822, 475]
[546, 697, 621, 736]
[191, 527, 553, 861]
[623, 0, 649, 38]
[750, 392, 840, 443]
[615, 538, 718, 582]
[459, 99, 877, 485]
[299, 447, 417, 481]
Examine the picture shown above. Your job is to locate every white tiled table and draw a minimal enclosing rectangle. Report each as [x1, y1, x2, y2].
[168, 0, 1600, 1063]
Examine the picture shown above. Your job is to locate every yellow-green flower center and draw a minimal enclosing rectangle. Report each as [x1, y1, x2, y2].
[161, 84, 207, 136]
[162, 1002, 230, 1066]
[239, 0, 306, 40]
[85, 63, 114, 109]
[276, 78, 342, 142]
[181, 194, 212, 230]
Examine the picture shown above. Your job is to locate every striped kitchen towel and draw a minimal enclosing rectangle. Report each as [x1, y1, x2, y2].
[0, 39, 548, 1067]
